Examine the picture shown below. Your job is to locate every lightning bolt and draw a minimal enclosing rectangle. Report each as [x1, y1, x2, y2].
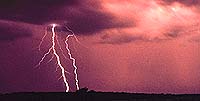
[65, 34, 80, 90]
[51, 24, 70, 92]
[38, 27, 48, 51]
[35, 23, 81, 92]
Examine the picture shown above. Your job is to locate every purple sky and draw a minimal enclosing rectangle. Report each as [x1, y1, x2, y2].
[0, 0, 200, 94]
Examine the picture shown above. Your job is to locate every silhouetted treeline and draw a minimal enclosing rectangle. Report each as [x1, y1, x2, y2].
[1, 88, 200, 101]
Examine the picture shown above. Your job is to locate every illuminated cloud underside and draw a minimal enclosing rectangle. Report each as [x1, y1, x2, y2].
[99, 0, 200, 44]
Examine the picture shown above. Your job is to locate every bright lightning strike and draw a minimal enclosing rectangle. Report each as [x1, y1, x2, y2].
[35, 23, 81, 92]
[65, 34, 79, 90]
[51, 24, 69, 92]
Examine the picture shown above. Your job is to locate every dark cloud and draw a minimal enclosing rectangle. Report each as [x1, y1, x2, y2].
[189, 35, 200, 42]
[160, 0, 200, 6]
[0, 22, 32, 41]
[164, 28, 183, 38]
[0, 0, 79, 24]
[99, 34, 172, 45]
[100, 34, 143, 44]
[66, 8, 132, 34]
[0, 0, 132, 35]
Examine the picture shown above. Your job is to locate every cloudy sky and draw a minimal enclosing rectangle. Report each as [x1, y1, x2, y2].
[0, 0, 200, 94]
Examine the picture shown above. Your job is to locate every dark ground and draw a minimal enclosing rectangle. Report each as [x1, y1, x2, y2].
[1, 88, 200, 101]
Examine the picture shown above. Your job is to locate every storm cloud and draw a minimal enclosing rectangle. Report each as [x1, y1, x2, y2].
[98, 0, 200, 44]
[0, 0, 200, 94]
[0, 20, 32, 41]
[0, 0, 199, 43]
[0, 0, 132, 35]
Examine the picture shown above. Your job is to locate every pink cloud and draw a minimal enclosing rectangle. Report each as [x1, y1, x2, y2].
[99, 0, 200, 44]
